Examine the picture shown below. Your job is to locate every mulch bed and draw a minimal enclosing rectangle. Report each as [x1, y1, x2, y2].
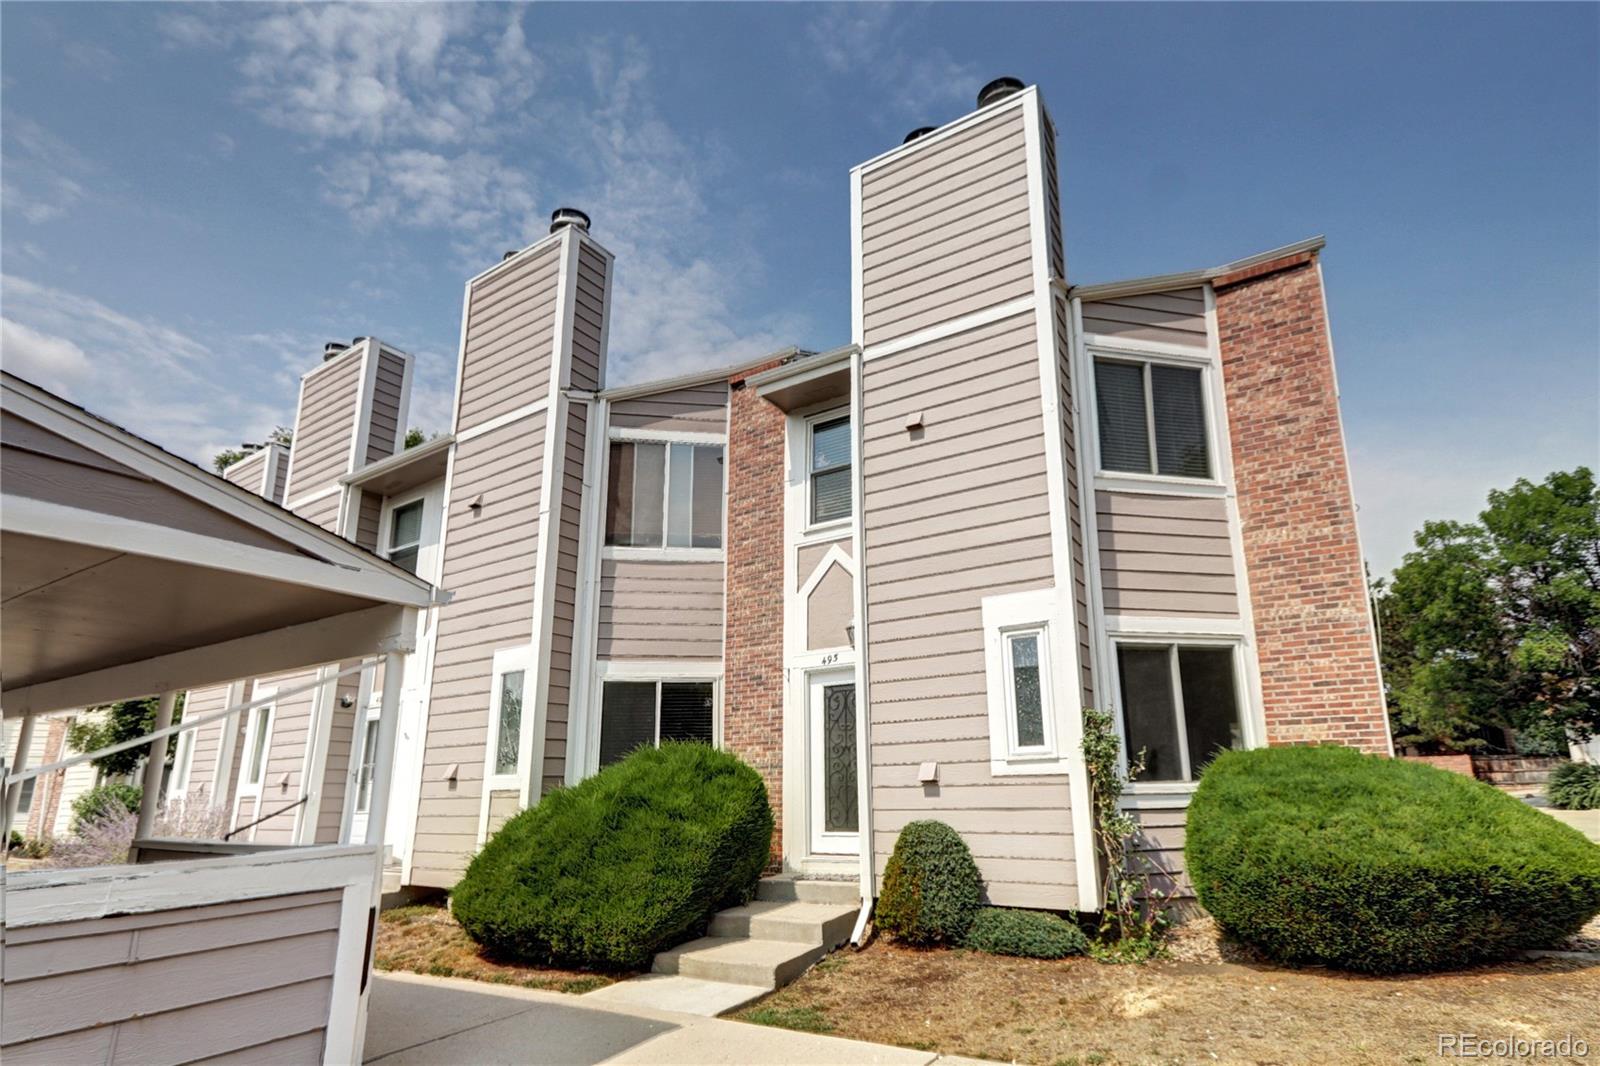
[374, 902, 631, 995]
[734, 919, 1600, 1065]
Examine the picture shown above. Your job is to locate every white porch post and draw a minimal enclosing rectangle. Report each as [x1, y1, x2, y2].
[4, 712, 38, 836]
[364, 651, 406, 849]
[135, 690, 179, 839]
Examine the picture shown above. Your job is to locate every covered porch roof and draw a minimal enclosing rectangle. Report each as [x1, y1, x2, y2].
[1, 371, 441, 717]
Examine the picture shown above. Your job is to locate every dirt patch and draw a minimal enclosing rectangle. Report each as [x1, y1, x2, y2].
[734, 940, 1600, 1065]
[374, 903, 629, 994]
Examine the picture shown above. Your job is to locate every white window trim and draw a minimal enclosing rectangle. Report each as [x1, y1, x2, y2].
[587, 660, 723, 776]
[238, 695, 276, 797]
[982, 588, 1073, 776]
[804, 406, 853, 534]
[170, 726, 196, 797]
[382, 497, 425, 570]
[1106, 632, 1257, 804]
[1086, 341, 1225, 490]
[602, 436, 727, 555]
[483, 645, 534, 793]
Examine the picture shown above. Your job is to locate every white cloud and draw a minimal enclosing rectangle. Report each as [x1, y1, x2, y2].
[2, 117, 93, 224]
[0, 316, 91, 391]
[805, 5, 978, 121]
[1, 274, 295, 463]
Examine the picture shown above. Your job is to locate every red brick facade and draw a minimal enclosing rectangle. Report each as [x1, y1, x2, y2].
[1215, 255, 1390, 753]
[722, 364, 790, 865]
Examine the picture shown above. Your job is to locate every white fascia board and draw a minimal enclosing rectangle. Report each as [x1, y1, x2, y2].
[4, 603, 416, 716]
[341, 434, 455, 487]
[1063, 235, 1327, 303]
[598, 348, 800, 404]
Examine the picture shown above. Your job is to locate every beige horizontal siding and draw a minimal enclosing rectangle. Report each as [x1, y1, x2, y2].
[1096, 491, 1239, 618]
[355, 492, 382, 552]
[1056, 291, 1095, 707]
[285, 349, 363, 503]
[314, 670, 361, 843]
[1, 890, 339, 1062]
[1081, 287, 1208, 350]
[269, 446, 289, 503]
[366, 351, 408, 464]
[457, 244, 561, 432]
[412, 412, 545, 886]
[1130, 805, 1190, 897]
[597, 558, 725, 660]
[572, 245, 608, 392]
[294, 489, 341, 534]
[249, 668, 319, 843]
[180, 684, 232, 802]
[861, 105, 1033, 348]
[862, 311, 1078, 909]
[608, 382, 729, 434]
[542, 402, 587, 794]
[222, 449, 269, 496]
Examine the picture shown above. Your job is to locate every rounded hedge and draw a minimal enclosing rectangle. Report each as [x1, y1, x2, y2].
[963, 907, 1087, 959]
[1187, 745, 1600, 973]
[1547, 761, 1600, 810]
[451, 742, 773, 970]
[877, 820, 983, 946]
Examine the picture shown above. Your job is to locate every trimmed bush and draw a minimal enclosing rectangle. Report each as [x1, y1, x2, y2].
[876, 820, 983, 946]
[1188, 745, 1600, 973]
[963, 907, 1087, 959]
[71, 783, 142, 831]
[451, 742, 772, 970]
[1547, 761, 1600, 810]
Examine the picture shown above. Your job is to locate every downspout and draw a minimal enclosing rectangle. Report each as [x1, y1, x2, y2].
[848, 344, 875, 944]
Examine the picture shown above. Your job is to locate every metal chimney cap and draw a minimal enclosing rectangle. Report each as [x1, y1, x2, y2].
[903, 126, 937, 144]
[549, 207, 591, 234]
[976, 76, 1025, 109]
[503, 249, 519, 261]
[323, 341, 345, 360]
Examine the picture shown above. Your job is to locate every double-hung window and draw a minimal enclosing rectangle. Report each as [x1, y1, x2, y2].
[598, 680, 716, 768]
[486, 647, 531, 789]
[1114, 642, 1244, 782]
[1094, 357, 1211, 479]
[605, 441, 724, 548]
[386, 499, 425, 574]
[808, 414, 852, 526]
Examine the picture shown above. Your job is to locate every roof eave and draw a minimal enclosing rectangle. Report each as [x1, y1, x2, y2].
[1064, 235, 1326, 303]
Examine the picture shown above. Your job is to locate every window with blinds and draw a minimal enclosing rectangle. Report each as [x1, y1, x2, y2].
[809, 413, 852, 525]
[1115, 643, 1244, 782]
[606, 441, 724, 548]
[599, 680, 716, 767]
[1094, 358, 1211, 479]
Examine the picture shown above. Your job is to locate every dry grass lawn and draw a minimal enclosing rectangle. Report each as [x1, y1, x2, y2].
[735, 921, 1600, 1066]
[375, 903, 629, 995]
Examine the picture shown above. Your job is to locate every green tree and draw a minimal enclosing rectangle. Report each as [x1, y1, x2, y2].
[1378, 468, 1599, 751]
[66, 695, 186, 777]
[212, 426, 293, 474]
[404, 427, 427, 449]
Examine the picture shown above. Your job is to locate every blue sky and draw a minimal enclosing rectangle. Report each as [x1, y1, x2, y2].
[2, 3, 1595, 576]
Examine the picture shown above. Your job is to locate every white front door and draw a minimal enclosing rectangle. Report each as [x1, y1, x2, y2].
[807, 669, 859, 856]
[347, 709, 381, 843]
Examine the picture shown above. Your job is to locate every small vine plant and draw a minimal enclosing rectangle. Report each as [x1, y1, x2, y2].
[1081, 707, 1172, 961]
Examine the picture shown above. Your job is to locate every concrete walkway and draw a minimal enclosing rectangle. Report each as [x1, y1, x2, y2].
[365, 972, 993, 1066]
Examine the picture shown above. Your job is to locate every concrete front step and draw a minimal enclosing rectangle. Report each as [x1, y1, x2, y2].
[653, 935, 828, 989]
[708, 899, 858, 946]
[755, 874, 861, 906]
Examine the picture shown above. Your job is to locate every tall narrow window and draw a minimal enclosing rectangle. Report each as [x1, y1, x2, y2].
[1094, 358, 1211, 479]
[355, 718, 380, 812]
[606, 441, 723, 548]
[809, 414, 852, 524]
[1006, 631, 1048, 749]
[15, 775, 34, 815]
[170, 728, 195, 796]
[599, 680, 716, 768]
[494, 670, 524, 775]
[244, 705, 272, 787]
[387, 499, 424, 574]
[1116, 643, 1244, 782]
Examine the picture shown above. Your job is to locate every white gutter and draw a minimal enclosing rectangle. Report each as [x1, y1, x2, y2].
[1062, 235, 1327, 303]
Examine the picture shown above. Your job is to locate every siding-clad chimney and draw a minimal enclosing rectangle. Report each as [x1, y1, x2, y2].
[280, 337, 414, 534]
[409, 214, 614, 887]
[851, 83, 1099, 911]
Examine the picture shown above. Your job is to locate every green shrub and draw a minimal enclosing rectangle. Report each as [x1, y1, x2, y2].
[452, 742, 772, 970]
[876, 820, 983, 946]
[963, 907, 1087, 959]
[1547, 761, 1600, 810]
[8, 829, 22, 852]
[71, 783, 142, 831]
[1187, 746, 1600, 973]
